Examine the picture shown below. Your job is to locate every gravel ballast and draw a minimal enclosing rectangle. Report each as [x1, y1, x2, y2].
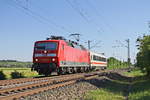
[21, 79, 103, 100]
[21, 71, 129, 100]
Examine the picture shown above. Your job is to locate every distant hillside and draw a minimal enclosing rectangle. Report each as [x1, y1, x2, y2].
[0, 60, 32, 68]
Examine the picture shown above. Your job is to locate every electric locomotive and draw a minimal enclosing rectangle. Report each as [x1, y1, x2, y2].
[32, 36, 91, 75]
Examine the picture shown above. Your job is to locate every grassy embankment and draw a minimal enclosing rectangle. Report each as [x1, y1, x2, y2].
[84, 69, 150, 100]
[0, 68, 38, 79]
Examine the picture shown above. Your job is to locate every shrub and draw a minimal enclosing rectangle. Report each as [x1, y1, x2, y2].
[0, 71, 6, 80]
[11, 71, 25, 79]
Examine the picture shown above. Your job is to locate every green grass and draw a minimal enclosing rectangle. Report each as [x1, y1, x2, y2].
[0, 68, 38, 79]
[84, 69, 150, 100]
[129, 79, 150, 100]
[84, 89, 124, 100]
[127, 69, 150, 100]
[84, 74, 129, 100]
[124, 69, 146, 77]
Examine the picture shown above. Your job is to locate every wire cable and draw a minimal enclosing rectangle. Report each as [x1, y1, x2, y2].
[12, 0, 71, 35]
[65, 0, 90, 23]
[85, 0, 114, 32]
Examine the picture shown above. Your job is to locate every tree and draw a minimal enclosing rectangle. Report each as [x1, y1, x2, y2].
[136, 35, 150, 76]
[107, 57, 128, 69]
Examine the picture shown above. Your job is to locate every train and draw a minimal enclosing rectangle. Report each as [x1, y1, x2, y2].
[31, 36, 107, 76]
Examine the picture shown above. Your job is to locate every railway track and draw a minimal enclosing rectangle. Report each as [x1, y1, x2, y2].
[0, 74, 67, 86]
[0, 70, 107, 100]
[0, 73, 84, 89]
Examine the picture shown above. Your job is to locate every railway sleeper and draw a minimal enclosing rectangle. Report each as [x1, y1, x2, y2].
[27, 87, 31, 89]
[22, 88, 27, 90]
[4, 91, 9, 94]
[0, 93, 8, 96]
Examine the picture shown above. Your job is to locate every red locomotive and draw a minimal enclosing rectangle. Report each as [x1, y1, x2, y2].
[32, 36, 107, 75]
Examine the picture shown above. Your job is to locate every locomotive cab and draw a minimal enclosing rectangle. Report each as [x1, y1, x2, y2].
[32, 40, 59, 75]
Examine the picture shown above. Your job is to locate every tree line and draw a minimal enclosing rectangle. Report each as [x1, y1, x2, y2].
[0, 60, 32, 68]
[107, 57, 128, 69]
[136, 35, 150, 76]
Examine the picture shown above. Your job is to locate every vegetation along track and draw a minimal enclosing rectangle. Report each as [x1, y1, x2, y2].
[0, 69, 128, 100]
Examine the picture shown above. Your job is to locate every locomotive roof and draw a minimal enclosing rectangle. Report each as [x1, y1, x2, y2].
[35, 39, 87, 51]
[34, 35, 88, 50]
[35, 39, 64, 43]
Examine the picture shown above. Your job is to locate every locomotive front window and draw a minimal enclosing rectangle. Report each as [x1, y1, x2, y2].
[35, 42, 57, 50]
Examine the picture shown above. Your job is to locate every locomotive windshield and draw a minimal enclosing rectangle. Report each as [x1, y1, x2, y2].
[35, 42, 57, 50]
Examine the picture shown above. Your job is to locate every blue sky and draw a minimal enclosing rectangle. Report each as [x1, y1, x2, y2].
[0, 0, 150, 62]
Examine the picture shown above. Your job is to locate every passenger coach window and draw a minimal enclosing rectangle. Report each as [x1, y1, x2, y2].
[93, 55, 106, 62]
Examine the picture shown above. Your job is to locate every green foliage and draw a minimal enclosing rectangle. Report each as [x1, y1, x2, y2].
[11, 70, 25, 79]
[129, 76, 150, 100]
[107, 57, 128, 69]
[0, 68, 38, 79]
[0, 71, 6, 80]
[136, 35, 150, 76]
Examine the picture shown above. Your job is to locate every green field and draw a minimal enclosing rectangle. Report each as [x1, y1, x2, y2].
[0, 68, 38, 79]
[0, 60, 32, 68]
[84, 69, 150, 100]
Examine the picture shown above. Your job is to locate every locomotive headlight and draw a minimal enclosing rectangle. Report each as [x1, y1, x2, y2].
[35, 59, 38, 61]
[44, 50, 47, 53]
[52, 58, 55, 62]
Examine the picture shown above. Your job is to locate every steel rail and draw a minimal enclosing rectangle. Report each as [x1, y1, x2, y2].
[0, 74, 98, 100]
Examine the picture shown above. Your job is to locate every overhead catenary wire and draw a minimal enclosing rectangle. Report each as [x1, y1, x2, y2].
[6, 0, 48, 27]
[65, 0, 90, 23]
[11, 0, 72, 35]
[7, 0, 65, 37]
[73, 0, 105, 32]
[6, 0, 105, 45]
[65, 0, 105, 34]
[20, 0, 73, 36]
[90, 40, 101, 49]
[85, 0, 113, 32]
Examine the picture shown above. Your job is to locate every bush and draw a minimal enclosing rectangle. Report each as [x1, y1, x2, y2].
[11, 71, 25, 79]
[0, 71, 6, 80]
